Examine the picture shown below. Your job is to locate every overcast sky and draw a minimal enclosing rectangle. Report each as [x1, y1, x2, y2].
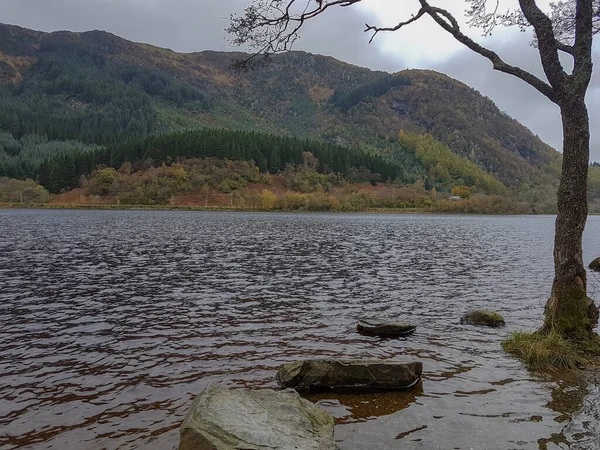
[1, 0, 598, 161]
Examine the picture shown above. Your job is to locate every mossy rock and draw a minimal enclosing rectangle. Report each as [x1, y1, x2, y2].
[589, 257, 600, 272]
[460, 309, 505, 327]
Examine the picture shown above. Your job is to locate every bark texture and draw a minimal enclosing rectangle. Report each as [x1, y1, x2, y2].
[542, 98, 599, 338]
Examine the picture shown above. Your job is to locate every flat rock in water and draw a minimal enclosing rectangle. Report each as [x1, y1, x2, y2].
[179, 385, 336, 450]
[460, 309, 505, 327]
[356, 319, 416, 337]
[590, 257, 600, 272]
[277, 359, 422, 393]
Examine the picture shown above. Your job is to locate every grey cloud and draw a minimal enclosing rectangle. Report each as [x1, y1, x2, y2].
[293, 6, 402, 72]
[0, 0, 243, 51]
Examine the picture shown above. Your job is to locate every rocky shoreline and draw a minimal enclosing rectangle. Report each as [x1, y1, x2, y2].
[177, 311, 508, 449]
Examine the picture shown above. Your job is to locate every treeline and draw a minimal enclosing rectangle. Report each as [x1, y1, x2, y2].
[0, 38, 209, 146]
[38, 128, 404, 193]
[329, 74, 411, 112]
[73, 156, 527, 214]
[0, 132, 100, 179]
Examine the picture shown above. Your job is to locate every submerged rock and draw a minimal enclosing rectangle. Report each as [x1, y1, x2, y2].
[277, 359, 422, 393]
[356, 319, 416, 337]
[179, 385, 336, 450]
[460, 309, 505, 327]
[590, 257, 600, 272]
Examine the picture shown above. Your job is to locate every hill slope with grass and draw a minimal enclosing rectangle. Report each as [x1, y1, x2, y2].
[0, 22, 561, 183]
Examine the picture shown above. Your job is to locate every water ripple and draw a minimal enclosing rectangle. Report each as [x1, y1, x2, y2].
[1, 210, 599, 449]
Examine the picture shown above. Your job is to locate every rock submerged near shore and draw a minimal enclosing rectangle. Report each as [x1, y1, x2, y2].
[356, 319, 417, 337]
[178, 359, 424, 448]
[277, 359, 422, 393]
[178, 385, 337, 450]
[460, 309, 505, 327]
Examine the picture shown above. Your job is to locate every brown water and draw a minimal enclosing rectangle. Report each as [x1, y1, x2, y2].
[1, 210, 599, 450]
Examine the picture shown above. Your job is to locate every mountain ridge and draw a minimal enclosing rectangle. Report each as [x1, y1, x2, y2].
[0, 22, 561, 190]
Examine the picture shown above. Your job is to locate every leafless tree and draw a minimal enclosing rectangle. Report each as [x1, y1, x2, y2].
[228, 0, 600, 342]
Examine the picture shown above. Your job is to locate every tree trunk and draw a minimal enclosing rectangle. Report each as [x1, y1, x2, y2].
[541, 98, 599, 338]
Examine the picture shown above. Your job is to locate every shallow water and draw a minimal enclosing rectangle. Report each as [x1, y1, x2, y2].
[1, 210, 599, 450]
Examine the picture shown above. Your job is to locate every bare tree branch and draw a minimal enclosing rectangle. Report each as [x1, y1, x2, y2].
[466, 0, 501, 35]
[572, 0, 595, 91]
[517, 0, 567, 93]
[357, 0, 555, 99]
[419, 0, 557, 101]
[546, 0, 600, 45]
[555, 41, 575, 55]
[465, 0, 599, 46]
[228, 0, 363, 55]
[365, 7, 426, 44]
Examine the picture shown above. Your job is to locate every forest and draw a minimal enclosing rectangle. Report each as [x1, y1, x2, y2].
[6, 154, 529, 214]
[329, 74, 412, 112]
[0, 126, 592, 214]
[0, 132, 100, 179]
[36, 128, 404, 194]
[0, 39, 212, 183]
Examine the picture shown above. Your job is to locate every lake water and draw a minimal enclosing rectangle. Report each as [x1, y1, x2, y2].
[1, 210, 600, 450]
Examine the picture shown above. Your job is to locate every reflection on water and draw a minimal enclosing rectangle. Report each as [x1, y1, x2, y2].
[1, 210, 599, 449]
[309, 385, 423, 424]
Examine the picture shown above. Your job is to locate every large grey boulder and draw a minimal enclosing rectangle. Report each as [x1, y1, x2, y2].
[179, 385, 336, 450]
[590, 257, 600, 272]
[356, 319, 416, 337]
[277, 359, 422, 393]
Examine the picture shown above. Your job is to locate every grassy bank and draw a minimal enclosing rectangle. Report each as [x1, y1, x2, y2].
[502, 331, 600, 370]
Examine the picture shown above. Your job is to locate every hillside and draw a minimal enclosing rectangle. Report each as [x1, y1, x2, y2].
[0, 22, 562, 191]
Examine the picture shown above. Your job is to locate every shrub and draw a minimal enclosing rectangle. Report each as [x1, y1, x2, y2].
[260, 189, 277, 210]
[451, 185, 475, 199]
[0, 177, 51, 204]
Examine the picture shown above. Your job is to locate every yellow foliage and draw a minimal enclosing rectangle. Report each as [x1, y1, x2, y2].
[329, 196, 341, 210]
[260, 189, 277, 210]
[284, 191, 309, 210]
[451, 185, 474, 198]
[172, 166, 188, 181]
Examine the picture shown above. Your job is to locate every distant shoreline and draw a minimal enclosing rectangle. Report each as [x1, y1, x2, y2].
[3, 203, 594, 215]
[0, 203, 437, 214]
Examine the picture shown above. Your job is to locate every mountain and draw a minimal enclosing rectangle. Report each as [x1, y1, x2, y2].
[0, 22, 565, 195]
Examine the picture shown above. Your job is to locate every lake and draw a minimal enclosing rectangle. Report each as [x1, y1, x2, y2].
[1, 210, 600, 449]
